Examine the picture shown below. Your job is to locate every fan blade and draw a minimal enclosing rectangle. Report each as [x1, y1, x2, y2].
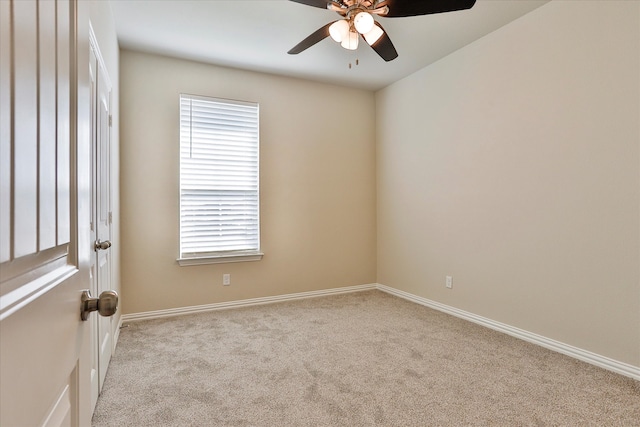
[366, 22, 398, 62]
[381, 0, 476, 18]
[288, 22, 333, 55]
[288, 0, 332, 10]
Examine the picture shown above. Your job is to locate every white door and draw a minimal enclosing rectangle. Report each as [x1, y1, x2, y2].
[89, 35, 114, 412]
[0, 1, 101, 426]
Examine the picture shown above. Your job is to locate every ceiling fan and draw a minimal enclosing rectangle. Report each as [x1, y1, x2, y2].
[288, 0, 477, 62]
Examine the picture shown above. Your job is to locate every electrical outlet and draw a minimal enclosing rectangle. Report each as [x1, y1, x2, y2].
[223, 274, 231, 286]
[446, 276, 453, 289]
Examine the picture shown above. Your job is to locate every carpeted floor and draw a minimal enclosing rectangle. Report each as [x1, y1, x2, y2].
[92, 290, 639, 426]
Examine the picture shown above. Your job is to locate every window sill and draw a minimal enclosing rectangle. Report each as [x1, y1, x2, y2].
[177, 252, 263, 266]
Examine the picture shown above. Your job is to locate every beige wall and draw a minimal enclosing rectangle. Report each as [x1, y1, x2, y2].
[89, 1, 121, 332]
[376, 0, 640, 366]
[120, 51, 377, 314]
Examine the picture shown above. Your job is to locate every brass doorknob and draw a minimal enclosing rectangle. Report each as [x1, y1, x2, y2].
[94, 239, 112, 251]
[81, 290, 118, 321]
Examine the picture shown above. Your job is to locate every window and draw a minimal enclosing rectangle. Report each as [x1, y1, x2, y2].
[178, 94, 262, 266]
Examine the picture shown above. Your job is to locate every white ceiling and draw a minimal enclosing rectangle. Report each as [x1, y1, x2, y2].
[110, 0, 550, 91]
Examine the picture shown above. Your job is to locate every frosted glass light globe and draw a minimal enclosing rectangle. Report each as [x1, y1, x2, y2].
[363, 25, 384, 45]
[354, 12, 374, 34]
[329, 20, 349, 42]
[341, 31, 359, 50]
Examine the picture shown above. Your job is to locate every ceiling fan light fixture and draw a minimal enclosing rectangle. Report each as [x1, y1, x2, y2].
[329, 19, 349, 42]
[341, 30, 359, 50]
[363, 25, 384, 45]
[353, 11, 374, 34]
[289, 0, 477, 61]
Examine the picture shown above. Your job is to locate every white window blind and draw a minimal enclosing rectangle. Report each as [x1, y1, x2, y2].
[179, 94, 261, 264]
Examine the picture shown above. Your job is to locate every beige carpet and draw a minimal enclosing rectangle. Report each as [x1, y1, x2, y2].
[92, 290, 639, 426]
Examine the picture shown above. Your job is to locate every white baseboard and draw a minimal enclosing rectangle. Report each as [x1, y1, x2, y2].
[121, 283, 377, 322]
[376, 283, 640, 382]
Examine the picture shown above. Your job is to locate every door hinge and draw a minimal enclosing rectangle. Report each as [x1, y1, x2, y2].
[109, 114, 113, 127]
[108, 212, 112, 224]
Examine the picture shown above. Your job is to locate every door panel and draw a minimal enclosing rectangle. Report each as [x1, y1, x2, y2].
[56, 0, 71, 245]
[42, 383, 72, 427]
[96, 55, 113, 390]
[0, 0, 92, 425]
[38, 0, 58, 251]
[12, 0, 39, 258]
[1, 277, 81, 426]
[89, 34, 114, 407]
